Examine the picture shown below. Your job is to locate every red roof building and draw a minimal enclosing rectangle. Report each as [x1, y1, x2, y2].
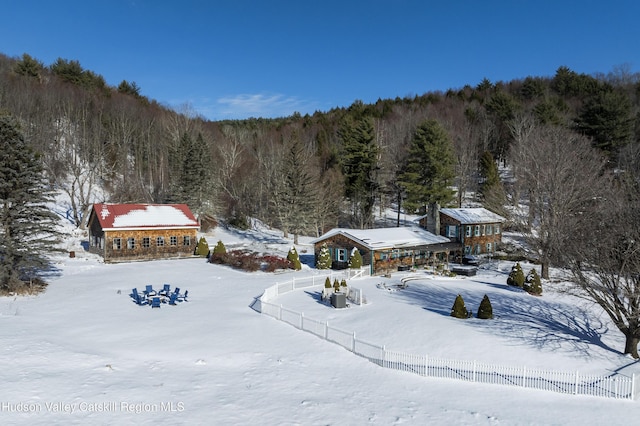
[86, 204, 200, 263]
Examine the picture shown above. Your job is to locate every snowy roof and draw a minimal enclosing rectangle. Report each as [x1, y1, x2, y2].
[311, 226, 451, 250]
[91, 203, 200, 230]
[439, 208, 505, 224]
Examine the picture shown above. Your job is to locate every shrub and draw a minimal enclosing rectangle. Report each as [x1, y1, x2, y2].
[333, 279, 340, 293]
[348, 249, 362, 269]
[261, 255, 292, 272]
[212, 240, 227, 255]
[316, 244, 332, 269]
[287, 246, 302, 270]
[340, 279, 347, 289]
[450, 294, 469, 319]
[477, 294, 494, 319]
[324, 277, 332, 288]
[195, 237, 209, 257]
[524, 268, 543, 295]
[507, 262, 525, 287]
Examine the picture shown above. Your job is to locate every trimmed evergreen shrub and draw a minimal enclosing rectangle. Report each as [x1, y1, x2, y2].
[348, 248, 362, 269]
[212, 240, 226, 255]
[316, 244, 332, 269]
[196, 237, 209, 257]
[524, 268, 543, 295]
[287, 246, 302, 270]
[477, 294, 494, 319]
[333, 279, 340, 292]
[324, 277, 332, 288]
[507, 262, 525, 287]
[340, 279, 347, 289]
[450, 294, 469, 319]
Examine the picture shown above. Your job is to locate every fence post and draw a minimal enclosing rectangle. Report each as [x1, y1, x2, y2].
[473, 360, 477, 382]
[522, 366, 526, 388]
[279, 304, 283, 321]
[352, 332, 356, 352]
[381, 345, 386, 367]
[633, 373, 636, 400]
[425, 354, 429, 377]
[324, 321, 328, 340]
[574, 371, 579, 395]
[300, 312, 304, 329]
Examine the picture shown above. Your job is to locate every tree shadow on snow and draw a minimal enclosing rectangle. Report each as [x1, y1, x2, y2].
[299, 254, 315, 268]
[389, 280, 618, 358]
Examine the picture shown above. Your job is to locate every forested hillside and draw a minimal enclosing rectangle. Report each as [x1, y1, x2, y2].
[1, 53, 639, 237]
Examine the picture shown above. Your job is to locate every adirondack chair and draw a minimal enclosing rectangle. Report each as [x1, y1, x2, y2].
[131, 288, 141, 299]
[144, 285, 156, 297]
[178, 290, 189, 302]
[150, 297, 161, 308]
[135, 293, 148, 306]
[159, 284, 171, 296]
[168, 292, 178, 305]
[173, 287, 181, 296]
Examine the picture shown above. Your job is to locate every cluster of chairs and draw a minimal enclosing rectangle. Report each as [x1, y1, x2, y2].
[130, 284, 189, 308]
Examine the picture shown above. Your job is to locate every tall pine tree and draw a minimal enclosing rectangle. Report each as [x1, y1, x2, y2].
[173, 132, 214, 217]
[339, 113, 379, 228]
[0, 115, 60, 293]
[400, 119, 456, 214]
[281, 135, 316, 244]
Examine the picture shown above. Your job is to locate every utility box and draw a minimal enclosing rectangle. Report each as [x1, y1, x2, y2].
[331, 292, 346, 309]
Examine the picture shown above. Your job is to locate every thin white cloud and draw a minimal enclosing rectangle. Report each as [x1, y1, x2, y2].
[168, 92, 324, 121]
[215, 93, 313, 120]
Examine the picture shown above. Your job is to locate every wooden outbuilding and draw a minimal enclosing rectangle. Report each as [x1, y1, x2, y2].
[311, 226, 458, 276]
[86, 203, 200, 263]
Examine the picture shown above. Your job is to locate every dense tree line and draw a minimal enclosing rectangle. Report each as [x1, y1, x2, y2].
[3, 51, 640, 357]
[2, 53, 638, 235]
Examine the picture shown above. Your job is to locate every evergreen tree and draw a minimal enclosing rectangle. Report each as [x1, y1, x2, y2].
[338, 114, 379, 228]
[212, 240, 227, 255]
[324, 276, 332, 288]
[479, 151, 500, 190]
[174, 132, 214, 217]
[575, 89, 634, 160]
[399, 119, 456, 214]
[479, 151, 508, 216]
[477, 294, 494, 319]
[524, 268, 543, 295]
[195, 237, 209, 257]
[333, 278, 340, 293]
[507, 262, 525, 287]
[348, 248, 362, 269]
[287, 246, 302, 270]
[450, 294, 469, 319]
[13, 53, 45, 79]
[316, 244, 332, 269]
[0, 115, 60, 293]
[280, 135, 316, 244]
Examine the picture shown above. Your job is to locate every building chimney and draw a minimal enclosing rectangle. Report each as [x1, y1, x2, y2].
[427, 202, 440, 235]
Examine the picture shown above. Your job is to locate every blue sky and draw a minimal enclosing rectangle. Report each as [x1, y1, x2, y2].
[2, 1, 639, 120]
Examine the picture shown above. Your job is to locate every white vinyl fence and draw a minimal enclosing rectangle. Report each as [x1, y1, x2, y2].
[251, 270, 637, 400]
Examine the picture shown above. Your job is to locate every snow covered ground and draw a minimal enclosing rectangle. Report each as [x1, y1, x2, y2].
[2, 222, 640, 425]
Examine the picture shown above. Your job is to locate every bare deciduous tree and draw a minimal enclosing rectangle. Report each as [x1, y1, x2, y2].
[561, 175, 640, 358]
[510, 125, 609, 279]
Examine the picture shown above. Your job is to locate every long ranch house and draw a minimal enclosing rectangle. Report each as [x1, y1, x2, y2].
[311, 227, 457, 275]
[87, 203, 200, 263]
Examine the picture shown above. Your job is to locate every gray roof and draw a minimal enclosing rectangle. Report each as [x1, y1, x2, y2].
[439, 208, 505, 224]
[311, 226, 451, 250]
